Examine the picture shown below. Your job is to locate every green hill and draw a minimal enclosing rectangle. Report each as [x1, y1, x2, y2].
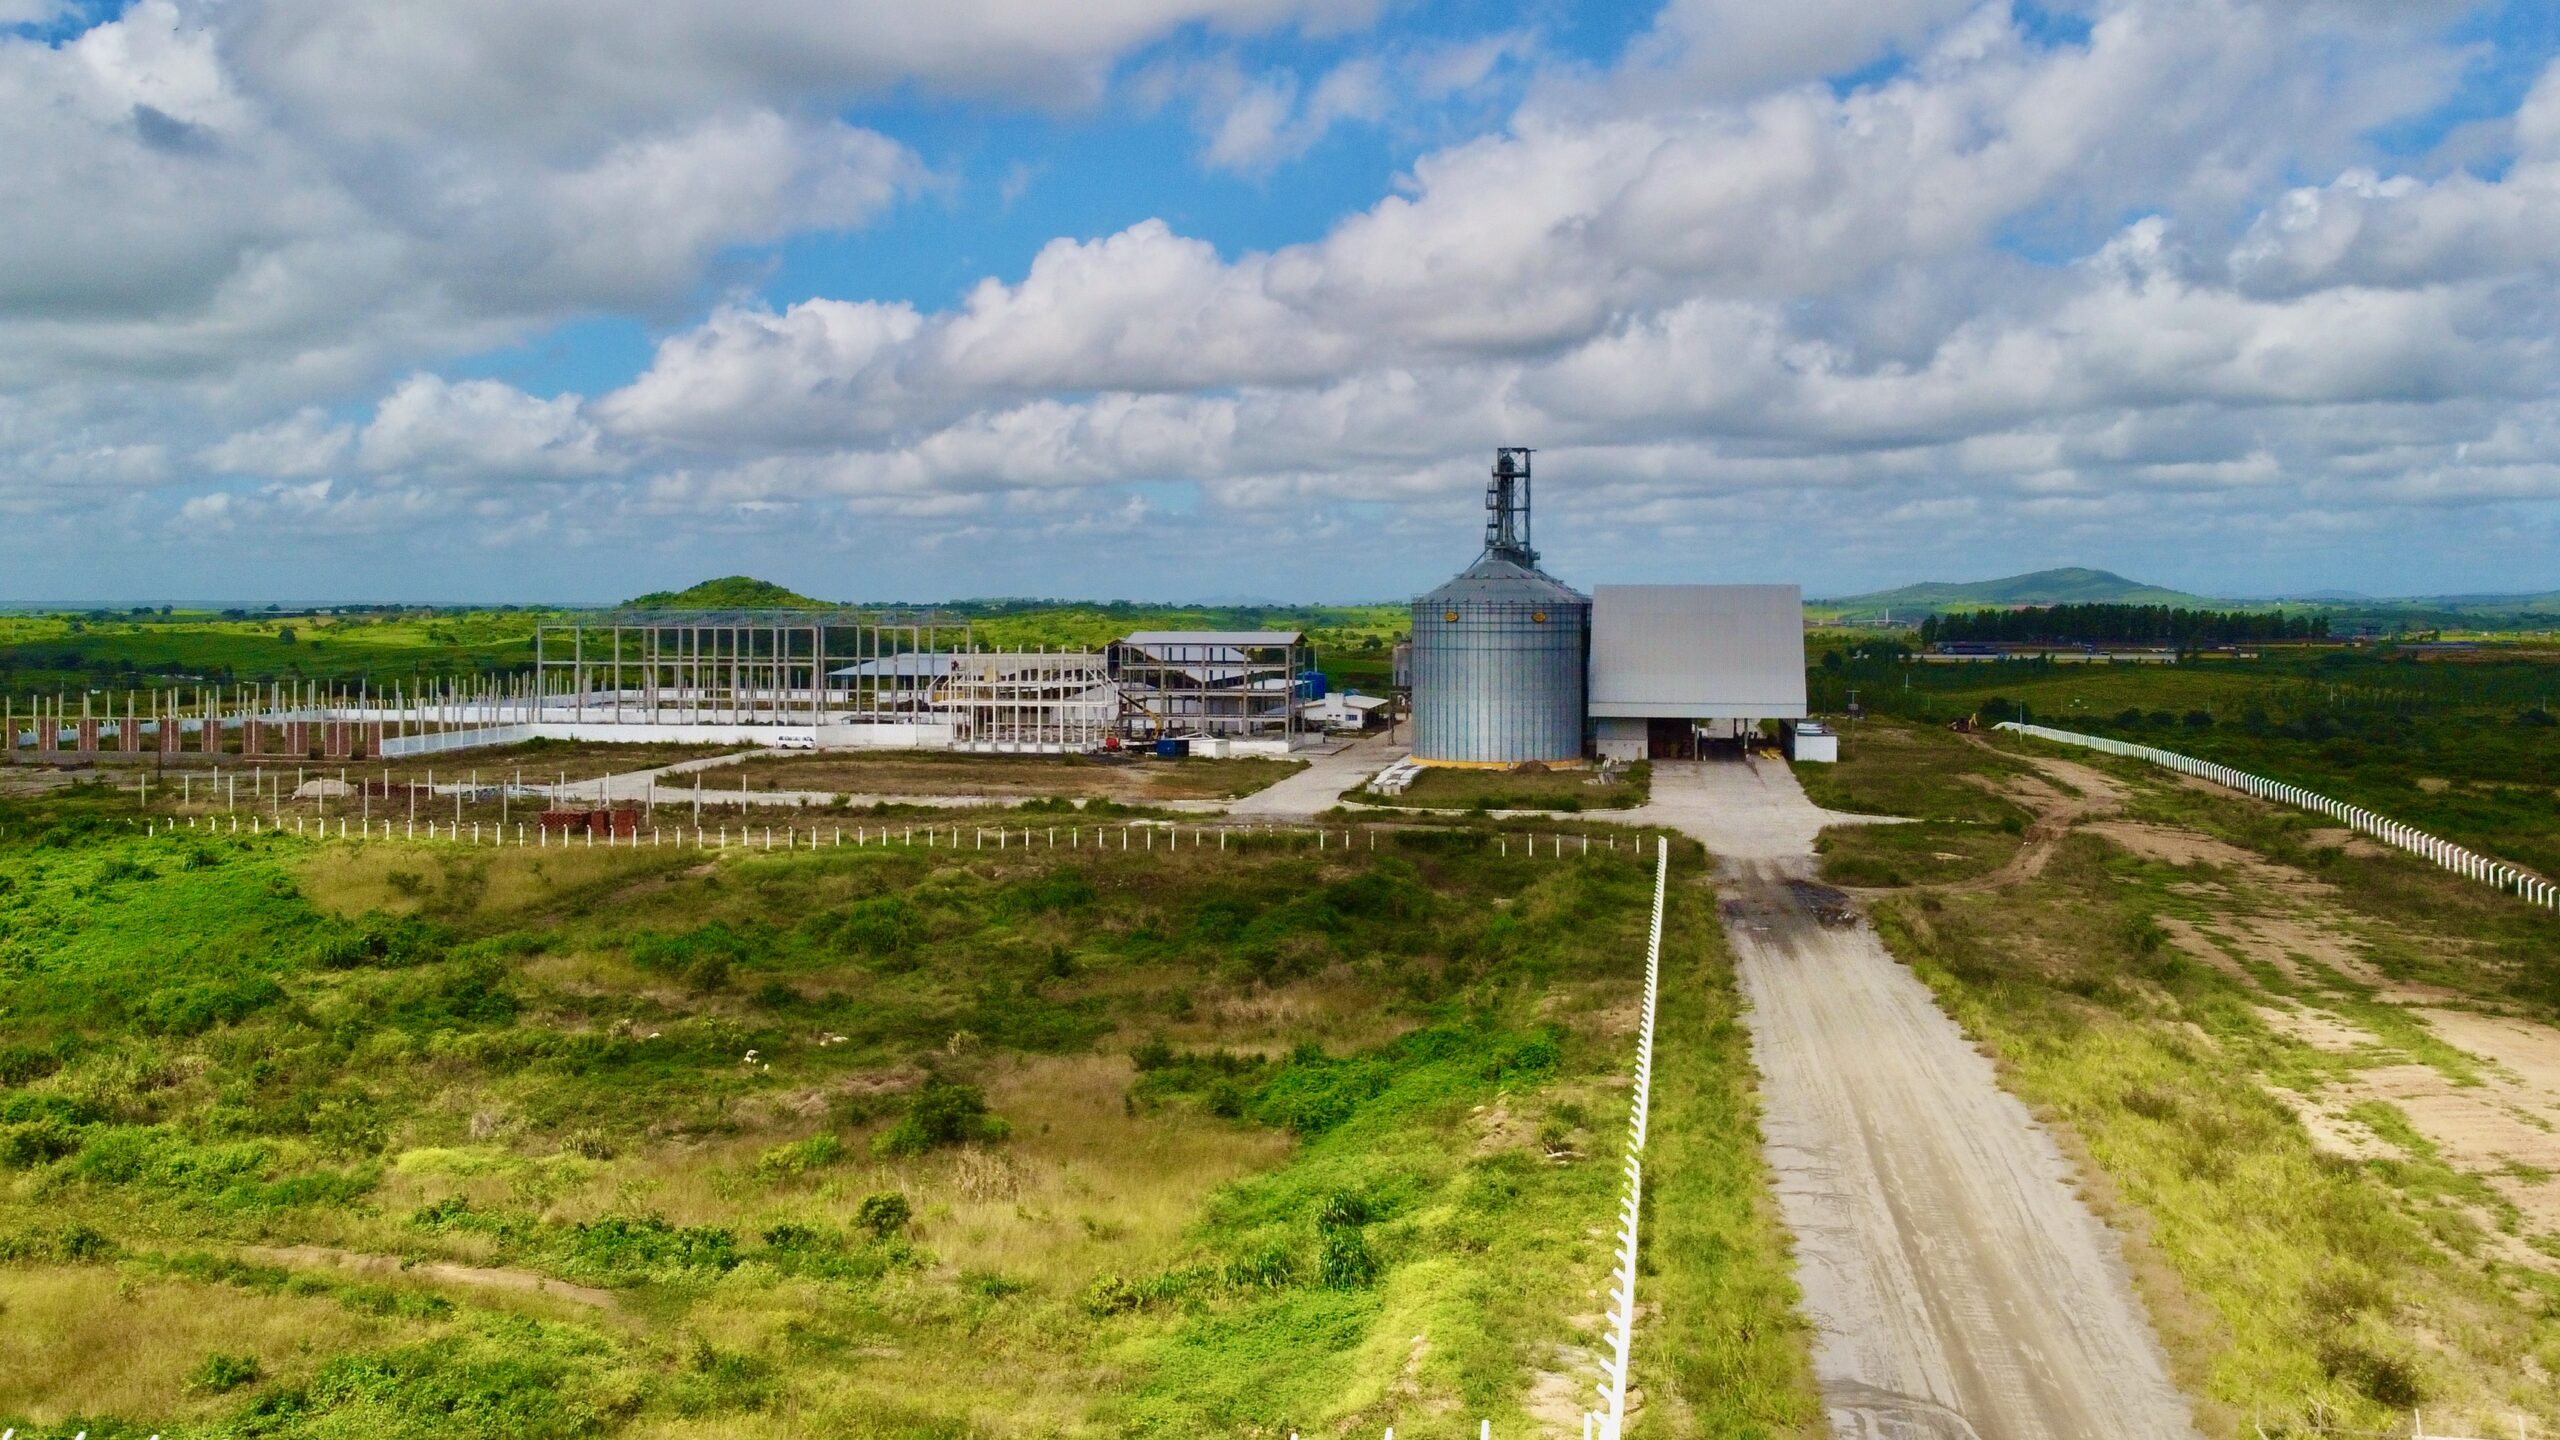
[1811, 567, 2217, 621]
[622, 575, 830, 609]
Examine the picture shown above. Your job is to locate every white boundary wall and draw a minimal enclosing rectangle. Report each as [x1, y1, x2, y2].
[1996, 722, 2559, 910]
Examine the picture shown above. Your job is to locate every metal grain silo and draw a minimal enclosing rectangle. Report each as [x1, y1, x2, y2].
[1410, 449, 1590, 765]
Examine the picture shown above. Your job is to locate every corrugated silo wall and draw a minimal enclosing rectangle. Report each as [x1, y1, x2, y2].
[1409, 598, 1588, 763]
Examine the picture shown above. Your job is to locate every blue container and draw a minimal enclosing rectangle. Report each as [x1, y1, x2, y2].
[1154, 737, 1188, 758]
[1296, 670, 1328, 699]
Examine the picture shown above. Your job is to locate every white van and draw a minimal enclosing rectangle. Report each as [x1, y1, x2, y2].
[774, 730, 819, 751]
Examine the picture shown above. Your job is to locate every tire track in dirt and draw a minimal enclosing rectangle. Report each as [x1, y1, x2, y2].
[1651, 760, 2197, 1440]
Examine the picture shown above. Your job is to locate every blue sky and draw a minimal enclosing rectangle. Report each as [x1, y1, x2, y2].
[3, 0, 2558, 604]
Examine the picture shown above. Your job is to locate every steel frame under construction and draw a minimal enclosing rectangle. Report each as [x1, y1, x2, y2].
[4, 614, 1304, 763]
[1109, 631, 1307, 740]
[533, 610, 974, 726]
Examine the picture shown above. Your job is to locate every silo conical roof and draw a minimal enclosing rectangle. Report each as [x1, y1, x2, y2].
[1420, 551, 1588, 607]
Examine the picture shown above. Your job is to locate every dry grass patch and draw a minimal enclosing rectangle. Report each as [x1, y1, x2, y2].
[0, 1266, 402, 1424]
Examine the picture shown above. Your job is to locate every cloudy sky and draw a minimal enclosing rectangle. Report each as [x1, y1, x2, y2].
[2, 0, 2556, 604]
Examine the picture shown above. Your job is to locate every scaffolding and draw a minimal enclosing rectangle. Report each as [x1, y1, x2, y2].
[944, 653, 1117, 751]
[1110, 631, 1306, 740]
[531, 610, 971, 725]
[528, 611, 1120, 749]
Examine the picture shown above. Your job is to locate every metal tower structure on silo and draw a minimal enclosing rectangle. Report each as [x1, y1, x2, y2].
[1409, 448, 1591, 765]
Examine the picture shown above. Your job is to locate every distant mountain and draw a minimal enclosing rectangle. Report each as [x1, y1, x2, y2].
[623, 575, 829, 608]
[1811, 567, 2217, 619]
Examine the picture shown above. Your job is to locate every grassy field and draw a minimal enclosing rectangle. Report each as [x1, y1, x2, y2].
[1808, 640, 2560, 879]
[1823, 723, 2560, 1434]
[682, 751, 1306, 803]
[0, 785, 1814, 1438]
[1356, 764, 1649, 814]
[1796, 722, 2031, 887]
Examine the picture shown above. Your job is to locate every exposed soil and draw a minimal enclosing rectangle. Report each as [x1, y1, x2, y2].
[243, 1244, 616, 1309]
[2253, 1003, 2373, 1053]
[1667, 760, 2197, 1440]
[678, 750, 1299, 802]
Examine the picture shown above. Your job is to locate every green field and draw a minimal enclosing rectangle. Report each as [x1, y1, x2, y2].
[1819, 720, 2560, 1433]
[1810, 641, 2560, 879]
[0, 787, 1814, 1438]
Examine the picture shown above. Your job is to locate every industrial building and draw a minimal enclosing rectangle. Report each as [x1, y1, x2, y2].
[1588, 584, 1807, 760]
[1408, 450, 1812, 767]
[6, 448, 1815, 771]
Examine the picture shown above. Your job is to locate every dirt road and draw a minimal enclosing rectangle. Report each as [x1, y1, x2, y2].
[1653, 761, 2196, 1440]
[1226, 733, 1402, 817]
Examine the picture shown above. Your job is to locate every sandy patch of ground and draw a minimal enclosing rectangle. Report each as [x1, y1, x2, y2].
[2415, 1009, 2560, 1103]
[2156, 915, 2287, 984]
[244, 1244, 617, 1309]
[2018, 755, 2131, 809]
[2224, 914, 2397, 993]
[2275, 1093, 2401, 1164]
[2254, 1003, 2373, 1053]
[2289, 1057, 2560, 1243]
[2083, 821, 2269, 872]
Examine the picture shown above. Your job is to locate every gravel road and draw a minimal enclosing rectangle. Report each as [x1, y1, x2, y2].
[1646, 760, 2196, 1440]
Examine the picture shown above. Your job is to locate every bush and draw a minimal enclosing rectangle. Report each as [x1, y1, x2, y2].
[310, 911, 446, 969]
[818, 897, 924, 961]
[1317, 1227, 1375, 1289]
[139, 972, 286, 1035]
[873, 1079, 1010, 1158]
[754, 1134, 846, 1179]
[1316, 1189, 1377, 1289]
[855, 1191, 912, 1238]
[1223, 1242, 1297, 1290]
[1082, 1272, 1143, 1316]
[0, 1117, 80, 1167]
[631, 922, 754, 992]
[189, 1351, 264, 1393]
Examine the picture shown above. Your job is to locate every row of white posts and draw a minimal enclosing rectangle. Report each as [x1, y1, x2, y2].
[1996, 723, 2560, 908]
[142, 813, 1637, 861]
[1587, 836, 1668, 1440]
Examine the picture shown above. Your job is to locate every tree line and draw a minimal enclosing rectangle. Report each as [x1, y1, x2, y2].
[1919, 604, 2330, 647]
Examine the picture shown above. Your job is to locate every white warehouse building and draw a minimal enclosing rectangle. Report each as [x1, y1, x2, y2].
[1587, 584, 1809, 761]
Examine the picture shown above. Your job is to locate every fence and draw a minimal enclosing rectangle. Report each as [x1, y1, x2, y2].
[378, 724, 538, 758]
[1995, 723, 2559, 910]
[136, 812, 1658, 866]
[1584, 836, 1666, 1440]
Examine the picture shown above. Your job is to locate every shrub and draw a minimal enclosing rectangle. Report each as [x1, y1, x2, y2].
[1317, 1227, 1375, 1289]
[874, 1080, 1010, 1157]
[631, 922, 754, 992]
[0, 1117, 80, 1167]
[189, 1352, 264, 1393]
[855, 1191, 912, 1238]
[1082, 1273, 1142, 1316]
[820, 896, 925, 961]
[1001, 869, 1095, 915]
[139, 972, 286, 1035]
[0, 1221, 117, 1264]
[1223, 1241, 1298, 1290]
[754, 1134, 846, 1179]
[310, 911, 445, 968]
